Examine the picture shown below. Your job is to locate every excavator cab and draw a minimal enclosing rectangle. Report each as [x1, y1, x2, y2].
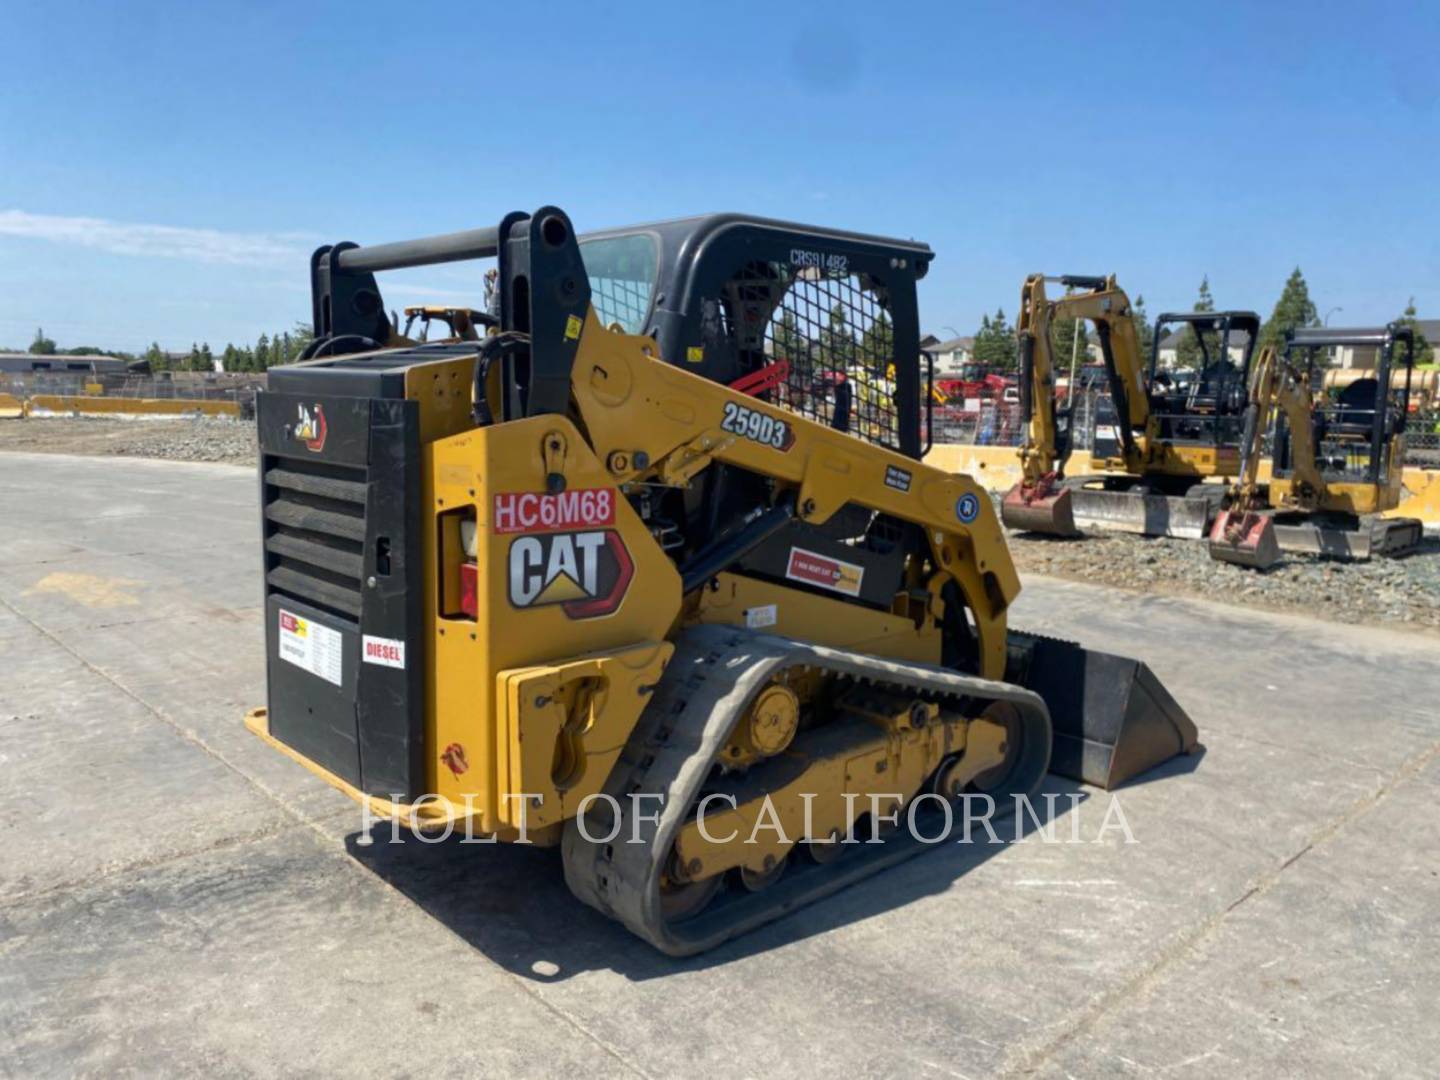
[1210, 324, 1421, 568]
[1146, 312, 1259, 446]
[1267, 324, 1420, 558]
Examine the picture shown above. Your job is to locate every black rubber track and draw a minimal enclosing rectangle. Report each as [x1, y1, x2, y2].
[560, 624, 1052, 956]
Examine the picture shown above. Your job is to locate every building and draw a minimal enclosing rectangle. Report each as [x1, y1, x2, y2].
[0, 352, 131, 375]
[921, 335, 974, 375]
[1155, 327, 1252, 370]
[1332, 319, 1439, 369]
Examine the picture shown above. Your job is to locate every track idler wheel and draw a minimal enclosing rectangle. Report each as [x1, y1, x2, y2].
[738, 852, 790, 892]
[660, 850, 723, 923]
[1001, 477, 1079, 537]
[1208, 507, 1280, 569]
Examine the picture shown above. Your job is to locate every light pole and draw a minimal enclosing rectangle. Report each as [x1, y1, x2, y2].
[1324, 306, 1342, 326]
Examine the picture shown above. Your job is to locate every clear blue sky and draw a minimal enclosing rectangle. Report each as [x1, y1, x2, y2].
[1, 0, 1436, 353]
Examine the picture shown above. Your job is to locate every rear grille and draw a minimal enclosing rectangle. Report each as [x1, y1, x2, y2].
[263, 457, 367, 620]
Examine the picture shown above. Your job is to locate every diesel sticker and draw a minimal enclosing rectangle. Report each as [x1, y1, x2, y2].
[721, 401, 795, 451]
[361, 634, 406, 670]
[785, 547, 864, 598]
[294, 403, 327, 452]
[884, 465, 912, 493]
[493, 488, 616, 535]
[508, 530, 634, 619]
[278, 609, 342, 686]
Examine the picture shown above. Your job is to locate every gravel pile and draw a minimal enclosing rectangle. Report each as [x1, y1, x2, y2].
[0, 416, 257, 465]
[1006, 525, 1440, 630]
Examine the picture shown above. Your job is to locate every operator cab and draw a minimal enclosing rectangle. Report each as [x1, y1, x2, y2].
[1274, 324, 1415, 485]
[577, 214, 933, 457]
[1147, 311, 1260, 445]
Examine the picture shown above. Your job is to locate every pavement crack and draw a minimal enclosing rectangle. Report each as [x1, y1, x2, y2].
[1000, 735, 1440, 1078]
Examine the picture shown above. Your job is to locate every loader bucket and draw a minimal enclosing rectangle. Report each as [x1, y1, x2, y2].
[1208, 508, 1280, 569]
[1006, 632, 1198, 790]
[1001, 482, 1079, 537]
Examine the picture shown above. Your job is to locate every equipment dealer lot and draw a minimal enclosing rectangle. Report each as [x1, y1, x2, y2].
[1, 453, 1435, 1078]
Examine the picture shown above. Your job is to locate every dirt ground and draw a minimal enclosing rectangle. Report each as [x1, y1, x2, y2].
[0, 415, 256, 465]
[1006, 527, 1440, 632]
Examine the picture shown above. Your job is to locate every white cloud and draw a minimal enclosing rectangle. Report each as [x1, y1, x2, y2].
[0, 209, 313, 266]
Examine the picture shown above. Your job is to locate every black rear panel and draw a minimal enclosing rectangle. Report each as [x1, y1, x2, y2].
[258, 369, 424, 800]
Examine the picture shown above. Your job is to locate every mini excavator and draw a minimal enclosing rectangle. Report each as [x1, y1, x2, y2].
[1002, 274, 1258, 539]
[245, 208, 1196, 955]
[1209, 324, 1422, 567]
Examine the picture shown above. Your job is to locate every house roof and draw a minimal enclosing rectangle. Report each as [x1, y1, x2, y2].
[925, 336, 973, 352]
[1159, 327, 1253, 350]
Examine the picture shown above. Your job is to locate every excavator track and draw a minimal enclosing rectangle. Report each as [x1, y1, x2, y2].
[561, 624, 1052, 957]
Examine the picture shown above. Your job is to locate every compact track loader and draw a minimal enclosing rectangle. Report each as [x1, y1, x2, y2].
[1002, 274, 1258, 539]
[245, 208, 1196, 954]
[1210, 324, 1422, 567]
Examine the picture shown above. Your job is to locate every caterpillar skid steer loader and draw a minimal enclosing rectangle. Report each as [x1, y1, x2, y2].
[244, 208, 1196, 955]
[1210, 325, 1422, 567]
[1001, 274, 1258, 539]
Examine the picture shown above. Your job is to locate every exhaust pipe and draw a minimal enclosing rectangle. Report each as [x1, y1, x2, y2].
[1007, 631, 1199, 790]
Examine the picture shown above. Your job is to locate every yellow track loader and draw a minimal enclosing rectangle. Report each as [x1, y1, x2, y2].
[245, 208, 1196, 954]
[1002, 274, 1258, 539]
[1209, 324, 1422, 567]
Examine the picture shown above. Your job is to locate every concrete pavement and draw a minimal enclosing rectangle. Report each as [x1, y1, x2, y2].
[1, 451, 1436, 1078]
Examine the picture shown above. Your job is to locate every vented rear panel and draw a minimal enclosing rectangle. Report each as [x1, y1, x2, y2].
[256, 387, 424, 799]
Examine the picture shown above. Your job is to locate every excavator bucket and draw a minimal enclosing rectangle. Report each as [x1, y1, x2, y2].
[1207, 508, 1280, 570]
[1001, 482, 1079, 537]
[1007, 632, 1199, 789]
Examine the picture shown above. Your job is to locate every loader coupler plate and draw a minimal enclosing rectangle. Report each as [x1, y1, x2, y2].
[1207, 508, 1281, 569]
[1001, 483, 1079, 537]
[1067, 481, 1218, 540]
[1006, 631, 1198, 790]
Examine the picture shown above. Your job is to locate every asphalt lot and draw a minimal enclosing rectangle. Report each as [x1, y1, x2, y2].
[1, 451, 1436, 1078]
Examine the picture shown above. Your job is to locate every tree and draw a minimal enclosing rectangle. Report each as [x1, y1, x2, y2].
[859, 310, 894, 374]
[1260, 267, 1319, 351]
[1130, 294, 1154, 364]
[29, 327, 57, 355]
[254, 333, 271, 371]
[973, 307, 1017, 370]
[1395, 298, 1435, 367]
[221, 344, 239, 372]
[289, 320, 315, 361]
[197, 343, 214, 372]
[1174, 277, 1220, 369]
[1049, 292, 1090, 374]
[818, 302, 855, 369]
[186, 342, 202, 371]
[142, 342, 167, 371]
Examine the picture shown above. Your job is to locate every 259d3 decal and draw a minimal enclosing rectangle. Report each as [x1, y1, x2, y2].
[721, 401, 795, 451]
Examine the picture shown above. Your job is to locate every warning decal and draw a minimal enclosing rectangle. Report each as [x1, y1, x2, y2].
[785, 547, 865, 598]
[278, 609, 343, 686]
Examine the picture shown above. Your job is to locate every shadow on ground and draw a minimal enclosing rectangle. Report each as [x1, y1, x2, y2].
[343, 775, 1116, 983]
